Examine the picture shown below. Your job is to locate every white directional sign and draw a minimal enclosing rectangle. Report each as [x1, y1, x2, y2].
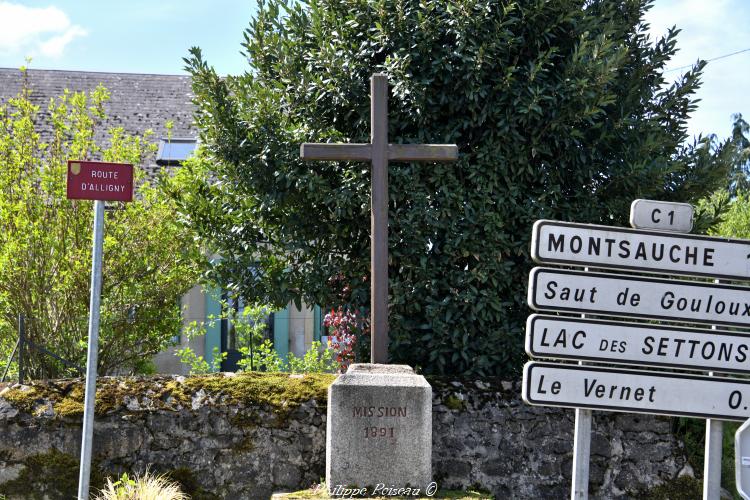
[526, 314, 750, 374]
[523, 361, 750, 421]
[630, 199, 694, 233]
[526, 208, 750, 500]
[528, 267, 750, 328]
[531, 220, 750, 280]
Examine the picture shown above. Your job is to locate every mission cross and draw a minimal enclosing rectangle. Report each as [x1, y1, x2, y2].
[300, 73, 458, 363]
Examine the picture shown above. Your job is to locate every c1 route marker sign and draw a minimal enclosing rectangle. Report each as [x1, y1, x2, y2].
[528, 267, 750, 328]
[526, 314, 750, 374]
[523, 361, 750, 421]
[630, 199, 694, 233]
[531, 219, 750, 280]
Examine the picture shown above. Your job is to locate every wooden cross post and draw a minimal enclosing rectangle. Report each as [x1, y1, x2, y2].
[300, 73, 458, 364]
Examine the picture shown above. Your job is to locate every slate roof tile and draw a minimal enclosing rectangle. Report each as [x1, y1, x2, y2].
[0, 67, 197, 184]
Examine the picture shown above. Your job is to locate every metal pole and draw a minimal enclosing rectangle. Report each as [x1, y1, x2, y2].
[18, 313, 25, 384]
[370, 73, 389, 364]
[704, 391, 723, 500]
[77, 200, 105, 500]
[704, 277, 724, 500]
[572, 406, 592, 499]
[571, 269, 591, 500]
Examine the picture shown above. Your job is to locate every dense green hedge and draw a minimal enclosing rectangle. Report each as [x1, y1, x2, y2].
[176, 0, 735, 376]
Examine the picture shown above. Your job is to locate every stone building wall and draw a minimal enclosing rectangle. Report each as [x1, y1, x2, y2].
[0, 373, 692, 499]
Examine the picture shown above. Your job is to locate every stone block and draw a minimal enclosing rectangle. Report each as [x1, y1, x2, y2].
[326, 364, 432, 493]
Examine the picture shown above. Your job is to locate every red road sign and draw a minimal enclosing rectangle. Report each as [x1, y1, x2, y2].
[66, 161, 133, 202]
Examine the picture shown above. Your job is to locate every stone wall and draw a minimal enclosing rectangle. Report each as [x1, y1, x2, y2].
[0, 373, 692, 499]
[430, 379, 693, 499]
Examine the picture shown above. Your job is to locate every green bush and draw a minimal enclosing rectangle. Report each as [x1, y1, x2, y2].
[177, 304, 337, 374]
[175, 0, 737, 376]
[0, 69, 201, 378]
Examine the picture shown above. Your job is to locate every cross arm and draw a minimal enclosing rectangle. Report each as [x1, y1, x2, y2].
[300, 143, 459, 163]
[388, 144, 458, 162]
[300, 143, 372, 161]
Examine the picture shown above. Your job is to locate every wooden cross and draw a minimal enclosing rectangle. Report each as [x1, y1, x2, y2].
[300, 73, 458, 364]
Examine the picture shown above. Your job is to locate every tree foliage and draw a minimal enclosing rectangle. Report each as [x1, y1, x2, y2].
[699, 190, 750, 240]
[691, 114, 750, 233]
[176, 0, 737, 376]
[728, 113, 750, 196]
[0, 69, 202, 378]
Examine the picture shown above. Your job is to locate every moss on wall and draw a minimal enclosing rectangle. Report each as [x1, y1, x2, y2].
[0, 372, 335, 419]
[0, 449, 105, 499]
[643, 475, 702, 500]
[0, 372, 336, 498]
[1, 386, 45, 415]
[443, 394, 467, 412]
[174, 372, 334, 409]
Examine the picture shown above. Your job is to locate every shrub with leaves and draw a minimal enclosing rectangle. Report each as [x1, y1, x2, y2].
[324, 307, 369, 371]
[177, 302, 269, 374]
[0, 68, 201, 378]
[238, 339, 286, 372]
[175, 345, 226, 375]
[177, 304, 337, 373]
[175, 0, 738, 376]
[287, 340, 338, 373]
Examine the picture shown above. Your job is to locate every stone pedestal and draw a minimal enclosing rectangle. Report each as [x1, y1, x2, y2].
[326, 364, 432, 494]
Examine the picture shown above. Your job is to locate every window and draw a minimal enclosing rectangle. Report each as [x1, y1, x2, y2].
[156, 138, 197, 166]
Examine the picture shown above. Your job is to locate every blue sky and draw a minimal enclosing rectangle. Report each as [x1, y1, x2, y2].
[0, 1, 255, 75]
[0, 0, 747, 142]
[644, 0, 750, 142]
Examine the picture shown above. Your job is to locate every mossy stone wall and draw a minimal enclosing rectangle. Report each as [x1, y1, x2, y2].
[0, 373, 692, 499]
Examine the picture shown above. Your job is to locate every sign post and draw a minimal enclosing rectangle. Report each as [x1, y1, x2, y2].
[705, 393, 723, 500]
[67, 160, 133, 500]
[571, 403, 591, 500]
[572, 274, 591, 500]
[78, 199, 104, 500]
[705, 277, 724, 500]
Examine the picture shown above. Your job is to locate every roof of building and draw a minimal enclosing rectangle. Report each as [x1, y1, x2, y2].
[0, 67, 197, 182]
